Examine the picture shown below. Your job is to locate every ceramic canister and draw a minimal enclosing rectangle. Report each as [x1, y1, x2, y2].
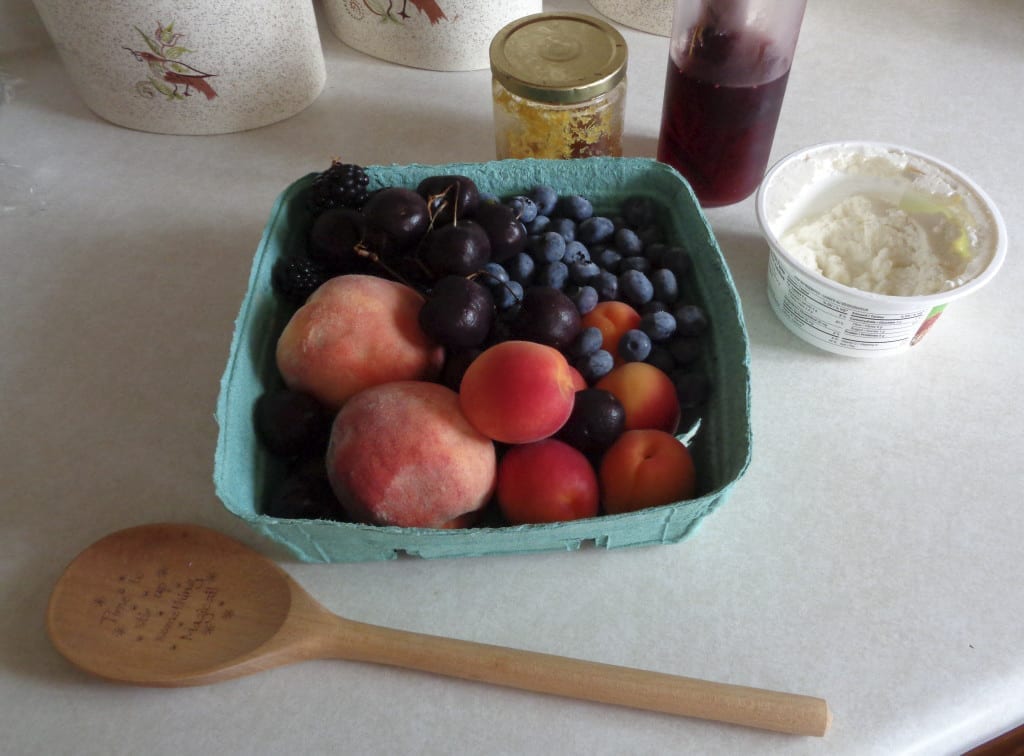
[588, 0, 673, 36]
[322, 0, 543, 72]
[30, 0, 326, 134]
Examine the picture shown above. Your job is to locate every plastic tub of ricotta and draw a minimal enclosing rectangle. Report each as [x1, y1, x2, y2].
[755, 141, 1007, 357]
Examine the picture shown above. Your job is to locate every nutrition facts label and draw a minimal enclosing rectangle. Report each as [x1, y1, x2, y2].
[767, 254, 929, 353]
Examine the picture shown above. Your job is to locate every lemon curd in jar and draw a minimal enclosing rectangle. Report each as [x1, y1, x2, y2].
[490, 12, 627, 160]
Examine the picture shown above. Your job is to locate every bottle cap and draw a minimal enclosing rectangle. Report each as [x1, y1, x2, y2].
[490, 12, 628, 105]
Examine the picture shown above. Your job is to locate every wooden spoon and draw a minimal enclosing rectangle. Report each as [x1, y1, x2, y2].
[47, 523, 831, 736]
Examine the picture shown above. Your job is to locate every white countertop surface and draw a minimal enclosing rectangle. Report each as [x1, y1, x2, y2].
[2, 0, 1022, 753]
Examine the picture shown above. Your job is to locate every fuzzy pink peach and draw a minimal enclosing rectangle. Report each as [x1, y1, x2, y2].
[326, 381, 496, 528]
[276, 274, 444, 410]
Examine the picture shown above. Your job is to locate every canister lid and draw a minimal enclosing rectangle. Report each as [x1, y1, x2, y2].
[490, 12, 628, 105]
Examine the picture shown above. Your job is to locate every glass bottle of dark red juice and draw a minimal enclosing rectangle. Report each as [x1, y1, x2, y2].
[656, 0, 807, 207]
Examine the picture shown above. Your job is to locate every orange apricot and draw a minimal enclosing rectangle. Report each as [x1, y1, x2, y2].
[459, 340, 577, 444]
[595, 361, 681, 434]
[599, 429, 697, 514]
[497, 439, 599, 524]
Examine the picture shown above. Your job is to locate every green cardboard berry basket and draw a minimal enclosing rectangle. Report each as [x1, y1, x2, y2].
[214, 157, 751, 562]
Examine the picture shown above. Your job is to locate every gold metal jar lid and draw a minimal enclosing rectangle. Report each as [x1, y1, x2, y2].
[490, 12, 628, 105]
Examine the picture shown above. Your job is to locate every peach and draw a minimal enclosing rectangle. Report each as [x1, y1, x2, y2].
[276, 274, 444, 410]
[599, 429, 697, 514]
[581, 301, 642, 365]
[595, 362, 681, 434]
[326, 381, 496, 528]
[458, 340, 576, 444]
[497, 439, 599, 525]
[568, 366, 588, 391]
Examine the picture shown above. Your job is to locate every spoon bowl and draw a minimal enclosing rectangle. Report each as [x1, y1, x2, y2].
[47, 523, 310, 685]
[48, 523, 831, 735]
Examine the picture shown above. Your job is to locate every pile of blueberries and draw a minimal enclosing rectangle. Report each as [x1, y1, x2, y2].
[472, 184, 710, 400]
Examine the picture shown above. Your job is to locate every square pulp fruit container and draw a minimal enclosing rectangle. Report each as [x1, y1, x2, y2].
[214, 158, 752, 562]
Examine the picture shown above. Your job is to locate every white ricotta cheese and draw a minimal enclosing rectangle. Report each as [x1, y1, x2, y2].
[780, 193, 972, 296]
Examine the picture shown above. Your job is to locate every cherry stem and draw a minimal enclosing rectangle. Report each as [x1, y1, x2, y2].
[471, 268, 523, 305]
[355, 243, 414, 289]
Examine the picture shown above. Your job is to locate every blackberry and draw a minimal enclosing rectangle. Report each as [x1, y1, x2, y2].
[254, 388, 332, 459]
[307, 160, 370, 215]
[272, 256, 328, 306]
[264, 459, 346, 521]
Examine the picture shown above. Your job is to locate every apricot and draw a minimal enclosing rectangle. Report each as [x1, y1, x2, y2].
[581, 300, 642, 365]
[276, 274, 444, 410]
[325, 381, 496, 528]
[497, 439, 599, 525]
[599, 429, 697, 514]
[595, 361, 681, 434]
[458, 340, 576, 444]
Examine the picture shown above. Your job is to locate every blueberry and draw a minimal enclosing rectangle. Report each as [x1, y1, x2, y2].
[619, 255, 652, 274]
[562, 240, 591, 264]
[618, 329, 652, 362]
[494, 279, 523, 310]
[637, 224, 664, 247]
[569, 260, 601, 286]
[674, 304, 709, 335]
[578, 216, 615, 245]
[593, 270, 619, 300]
[640, 310, 677, 341]
[507, 252, 535, 284]
[650, 268, 679, 303]
[557, 194, 594, 222]
[619, 269, 654, 306]
[595, 247, 622, 273]
[673, 371, 712, 408]
[572, 284, 599, 315]
[669, 335, 701, 365]
[645, 242, 670, 267]
[569, 325, 604, 358]
[614, 227, 643, 257]
[621, 195, 657, 228]
[661, 246, 692, 278]
[530, 184, 558, 216]
[526, 214, 550, 234]
[538, 261, 569, 290]
[575, 349, 614, 383]
[548, 216, 576, 242]
[506, 195, 538, 224]
[480, 261, 509, 287]
[646, 345, 676, 373]
[641, 300, 668, 314]
[530, 231, 566, 263]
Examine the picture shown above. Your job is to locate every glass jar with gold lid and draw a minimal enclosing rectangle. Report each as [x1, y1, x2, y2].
[489, 12, 628, 159]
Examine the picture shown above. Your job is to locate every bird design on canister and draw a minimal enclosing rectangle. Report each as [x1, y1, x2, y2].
[124, 22, 218, 101]
[364, 0, 448, 24]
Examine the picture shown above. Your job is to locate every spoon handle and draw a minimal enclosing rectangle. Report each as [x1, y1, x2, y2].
[329, 618, 831, 736]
